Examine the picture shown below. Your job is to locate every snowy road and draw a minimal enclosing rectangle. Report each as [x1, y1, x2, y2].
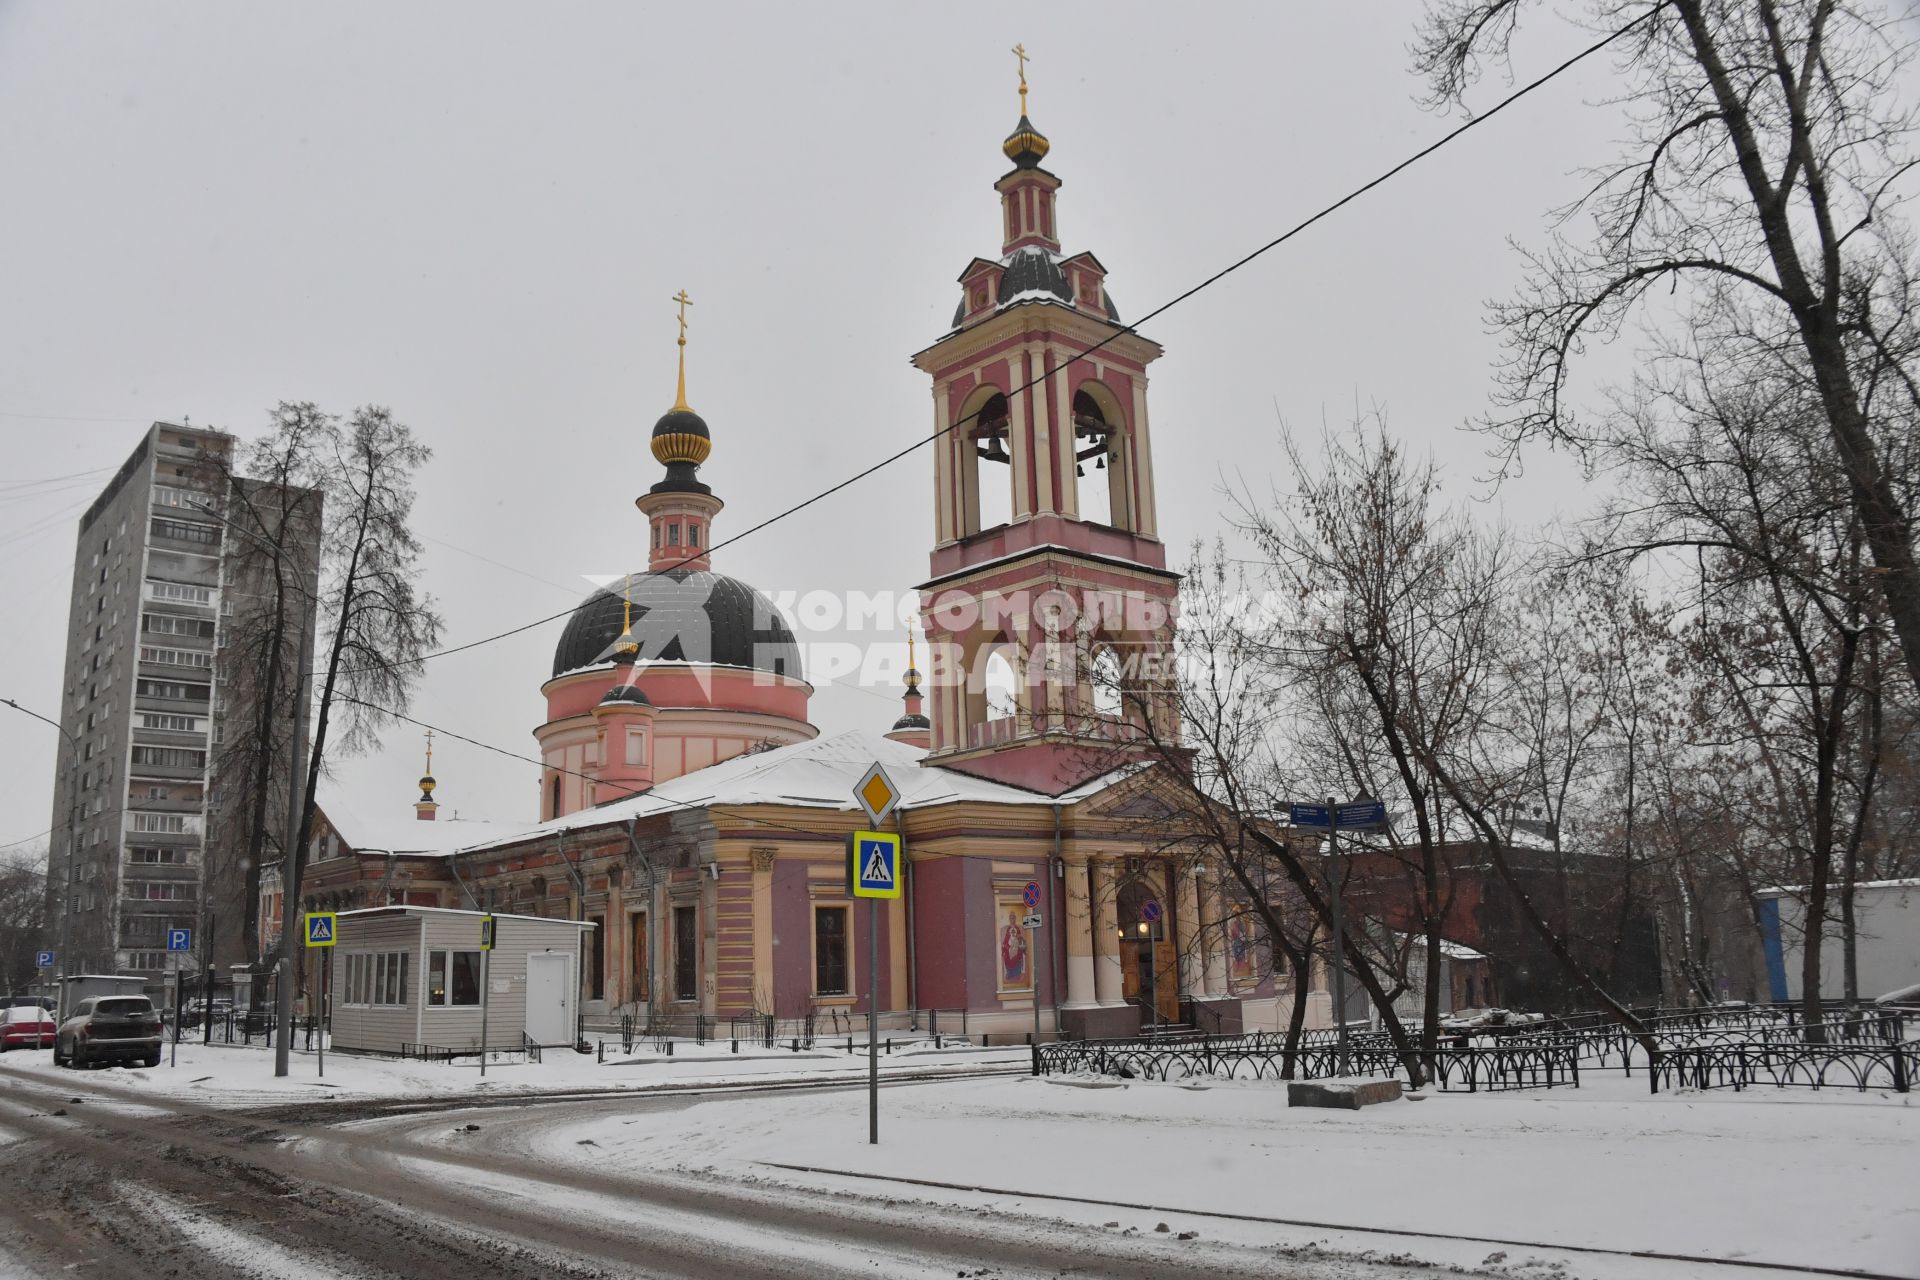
[0, 1065, 1449, 1280]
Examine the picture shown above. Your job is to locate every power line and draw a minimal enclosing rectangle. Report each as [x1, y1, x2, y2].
[357, 10, 1662, 680]
[334, 695, 860, 843]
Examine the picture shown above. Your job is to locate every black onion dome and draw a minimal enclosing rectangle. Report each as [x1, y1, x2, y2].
[891, 711, 931, 731]
[552, 570, 804, 681]
[998, 249, 1074, 306]
[651, 408, 712, 467]
[599, 683, 652, 707]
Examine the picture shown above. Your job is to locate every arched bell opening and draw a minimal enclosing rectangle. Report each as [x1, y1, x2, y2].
[961, 389, 1013, 536]
[1071, 384, 1134, 531]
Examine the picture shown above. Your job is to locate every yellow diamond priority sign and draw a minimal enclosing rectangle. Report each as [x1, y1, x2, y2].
[854, 760, 901, 826]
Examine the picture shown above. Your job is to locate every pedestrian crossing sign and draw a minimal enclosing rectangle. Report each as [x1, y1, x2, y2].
[304, 913, 337, 948]
[847, 830, 902, 900]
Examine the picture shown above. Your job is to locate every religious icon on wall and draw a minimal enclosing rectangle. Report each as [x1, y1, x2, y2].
[1227, 916, 1257, 985]
[998, 903, 1032, 991]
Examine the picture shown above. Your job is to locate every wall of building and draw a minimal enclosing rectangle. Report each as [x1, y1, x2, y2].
[1762, 881, 1920, 1002]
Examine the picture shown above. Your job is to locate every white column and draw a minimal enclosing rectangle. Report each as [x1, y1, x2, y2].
[1093, 859, 1124, 1006]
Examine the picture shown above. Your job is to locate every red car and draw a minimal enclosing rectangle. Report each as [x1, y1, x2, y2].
[0, 1005, 58, 1051]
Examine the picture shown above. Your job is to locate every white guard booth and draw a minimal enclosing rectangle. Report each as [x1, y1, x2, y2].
[327, 907, 597, 1056]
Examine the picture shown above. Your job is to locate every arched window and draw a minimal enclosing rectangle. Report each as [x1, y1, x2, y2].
[1072, 386, 1132, 531]
[965, 392, 1013, 536]
[549, 774, 562, 820]
[1091, 644, 1124, 722]
[982, 643, 1019, 723]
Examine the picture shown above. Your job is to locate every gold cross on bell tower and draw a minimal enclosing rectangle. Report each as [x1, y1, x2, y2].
[1012, 43, 1030, 115]
[423, 728, 434, 774]
[671, 289, 694, 411]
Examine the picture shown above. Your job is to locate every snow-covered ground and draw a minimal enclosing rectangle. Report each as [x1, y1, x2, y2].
[0, 1036, 1027, 1107]
[8, 1040, 1916, 1277]
[487, 1072, 1920, 1279]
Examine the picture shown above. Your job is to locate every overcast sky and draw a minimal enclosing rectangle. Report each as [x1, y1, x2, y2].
[0, 2, 1760, 846]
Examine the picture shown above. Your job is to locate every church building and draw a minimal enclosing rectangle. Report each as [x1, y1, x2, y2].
[278, 66, 1309, 1044]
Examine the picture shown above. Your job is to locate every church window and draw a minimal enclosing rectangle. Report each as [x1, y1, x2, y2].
[653, 526, 660, 549]
[673, 905, 697, 1001]
[587, 917, 605, 1001]
[667, 524, 680, 546]
[813, 905, 849, 995]
[625, 731, 647, 766]
[1091, 644, 1124, 722]
[549, 775, 562, 820]
[687, 523, 699, 547]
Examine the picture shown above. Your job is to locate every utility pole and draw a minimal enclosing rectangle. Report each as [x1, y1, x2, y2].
[5, 699, 84, 1021]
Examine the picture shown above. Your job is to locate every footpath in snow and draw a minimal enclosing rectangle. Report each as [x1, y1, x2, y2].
[0, 1036, 1026, 1109]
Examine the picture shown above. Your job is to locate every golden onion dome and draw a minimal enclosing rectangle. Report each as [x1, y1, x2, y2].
[650, 407, 711, 466]
[1003, 115, 1050, 168]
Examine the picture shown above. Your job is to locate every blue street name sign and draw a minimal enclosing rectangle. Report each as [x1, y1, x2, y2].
[166, 928, 192, 952]
[848, 831, 902, 900]
[1336, 801, 1387, 830]
[1289, 802, 1387, 831]
[36, 950, 55, 969]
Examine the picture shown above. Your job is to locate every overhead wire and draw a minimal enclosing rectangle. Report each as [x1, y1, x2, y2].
[342, 9, 1658, 679]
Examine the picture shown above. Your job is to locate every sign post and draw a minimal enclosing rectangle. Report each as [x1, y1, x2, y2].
[1023, 880, 1044, 1045]
[478, 914, 496, 1078]
[304, 913, 335, 1078]
[165, 927, 191, 1063]
[1288, 798, 1385, 1077]
[850, 762, 902, 1145]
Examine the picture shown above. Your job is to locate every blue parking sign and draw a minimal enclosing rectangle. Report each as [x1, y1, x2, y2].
[167, 927, 192, 952]
[36, 950, 54, 969]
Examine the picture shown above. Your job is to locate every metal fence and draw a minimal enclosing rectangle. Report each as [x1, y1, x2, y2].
[1032, 1033, 1579, 1093]
[1648, 1040, 1916, 1093]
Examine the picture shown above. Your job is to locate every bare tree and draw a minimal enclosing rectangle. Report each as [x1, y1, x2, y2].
[270, 406, 441, 1077]
[1414, 0, 1920, 695]
[1239, 420, 1660, 1056]
[0, 842, 49, 996]
[196, 405, 327, 967]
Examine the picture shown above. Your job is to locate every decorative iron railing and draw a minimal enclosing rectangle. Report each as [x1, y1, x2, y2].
[1032, 1033, 1578, 1093]
[1648, 1040, 1915, 1093]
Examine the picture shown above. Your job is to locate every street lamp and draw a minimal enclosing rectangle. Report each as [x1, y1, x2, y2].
[4, 697, 84, 1018]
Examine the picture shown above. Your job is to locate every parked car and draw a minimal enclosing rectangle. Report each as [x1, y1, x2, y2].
[0, 1005, 58, 1050]
[54, 996, 163, 1068]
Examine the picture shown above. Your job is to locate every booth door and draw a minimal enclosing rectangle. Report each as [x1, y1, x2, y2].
[525, 952, 573, 1046]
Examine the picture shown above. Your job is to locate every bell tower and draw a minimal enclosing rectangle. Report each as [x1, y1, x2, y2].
[912, 50, 1180, 793]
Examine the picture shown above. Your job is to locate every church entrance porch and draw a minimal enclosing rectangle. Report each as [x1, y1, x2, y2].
[1117, 876, 1179, 1026]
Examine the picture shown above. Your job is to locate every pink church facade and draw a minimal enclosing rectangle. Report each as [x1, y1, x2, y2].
[281, 87, 1329, 1047]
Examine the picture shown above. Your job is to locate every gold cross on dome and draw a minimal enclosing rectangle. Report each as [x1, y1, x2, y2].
[672, 289, 693, 345]
[423, 729, 434, 774]
[1012, 43, 1030, 114]
[671, 289, 694, 411]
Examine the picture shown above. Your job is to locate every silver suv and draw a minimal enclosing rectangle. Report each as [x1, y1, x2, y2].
[55, 996, 163, 1069]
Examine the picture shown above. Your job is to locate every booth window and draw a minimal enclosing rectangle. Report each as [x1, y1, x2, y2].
[427, 950, 482, 1006]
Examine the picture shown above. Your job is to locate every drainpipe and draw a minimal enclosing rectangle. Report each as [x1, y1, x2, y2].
[1050, 803, 1064, 1039]
[905, 815, 917, 1019]
[446, 851, 479, 909]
